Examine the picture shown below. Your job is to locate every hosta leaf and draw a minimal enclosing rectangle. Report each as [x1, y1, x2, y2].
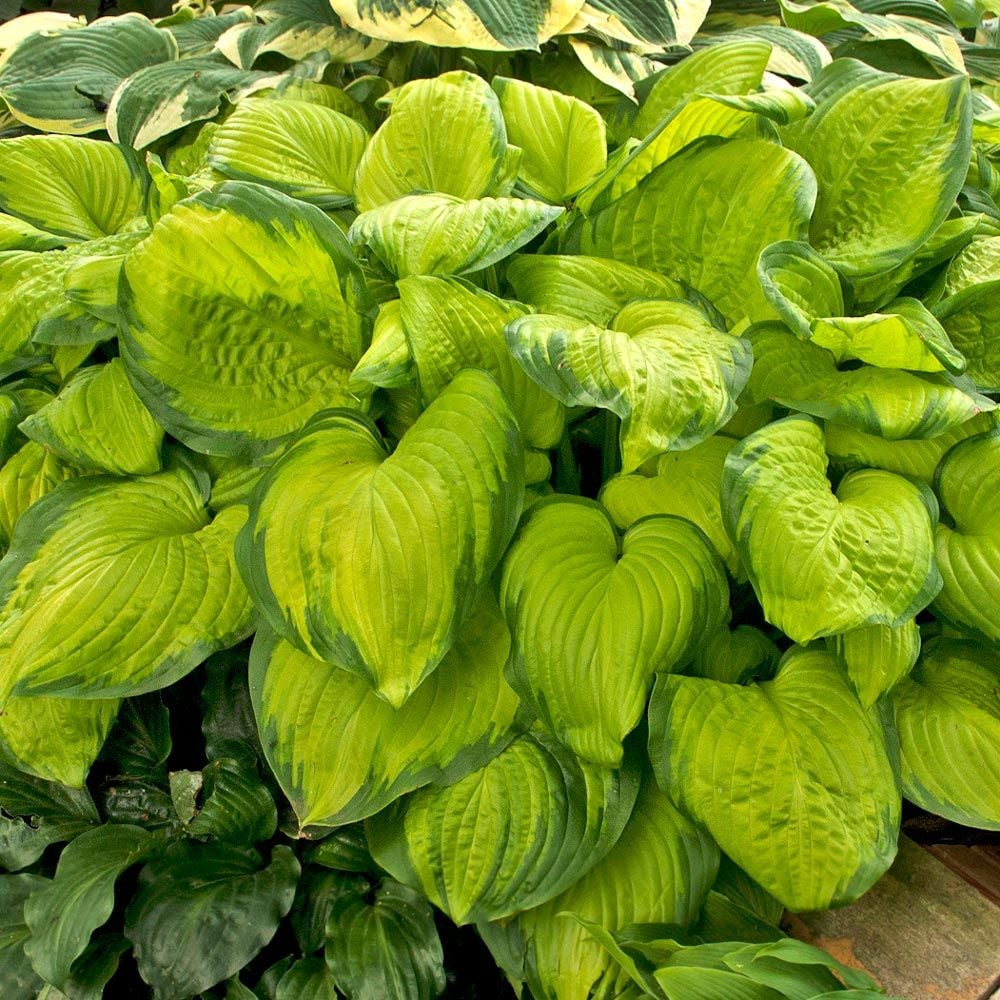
[0, 14, 176, 134]
[0, 469, 253, 699]
[943, 235, 1000, 295]
[506, 300, 751, 471]
[756, 241, 965, 372]
[824, 411, 998, 482]
[207, 98, 369, 208]
[250, 598, 519, 829]
[125, 843, 300, 997]
[398, 275, 563, 450]
[355, 71, 510, 211]
[163, 7, 255, 57]
[350, 195, 561, 278]
[0, 874, 47, 996]
[492, 76, 606, 202]
[632, 39, 772, 137]
[18, 360, 162, 476]
[184, 758, 277, 846]
[560, 137, 816, 324]
[499, 498, 728, 765]
[782, 59, 971, 276]
[575, 0, 709, 47]
[275, 956, 339, 1000]
[0, 136, 145, 241]
[932, 427, 1000, 640]
[827, 621, 921, 707]
[366, 730, 640, 924]
[24, 824, 154, 990]
[0, 441, 81, 551]
[0, 745, 98, 822]
[746, 323, 992, 440]
[328, 0, 583, 50]
[506, 254, 686, 325]
[325, 879, 445, 1000]
[120, 182, 372, 461]
[289, 868, 368, 954]
[108, 56, 288, 150]
[565, 38, 658, 103]
[699, 24, 832, 81]
[889, 639, 1000, 830]
[933, 278, 1000, 391]
[0, 692, 118, 787]
[600, 436, 741, 577]
[648, 646, 900, 910]
[351, 298, 413, 391]
[722, 415, 941, 642]
[238, 369, 524, 707]
[689, 626, 781, 686]
[481, 777, 718, 1000]
[216, 0, 385, 68]
[0, 214, 65, 252]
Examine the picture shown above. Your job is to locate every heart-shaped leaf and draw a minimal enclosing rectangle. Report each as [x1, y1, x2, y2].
[397, 275, 564, 450]
[349, 194, 562, 277]
[499, 497, 729, 765]
[648, 646, 900, 910]
[826, 620, 920, 708]
[560, 136, 816, 324]
[0, 468, 253, 699]
[120, 181, 372, 462]
[600, 435, 741, 577]
[746, 323, 991, 440]
[238, 369, 525, 707]
[480, 776, 718, 1000]
[250, 597, 519, 830]
[366, 730, 640, 924]
[506, 300, 751, 472]
[722, 414, 941, 642]
[931, 427, 1000, 640]
[889, 638, 1000, 830]
[782, 59, 971, 275]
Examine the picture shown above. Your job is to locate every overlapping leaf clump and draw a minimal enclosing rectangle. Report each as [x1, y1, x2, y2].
[0, 0, 999, 997]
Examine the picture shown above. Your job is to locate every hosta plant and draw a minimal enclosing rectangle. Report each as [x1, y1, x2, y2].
[0, 0, 999, 997]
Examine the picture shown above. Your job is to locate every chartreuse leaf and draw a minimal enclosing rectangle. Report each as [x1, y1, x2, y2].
[398, 276, 563, 450]
[480, 777, 718, 1000]
[18, 360, 162, 476]
[207, 98, 367, 209]
[120, 182, 372, 461]
[561, 138, 816, 324]
[351, 298, 413, 391]
[499, 498, 728, 765]
[510, 300, 750, 472]
[350, 195, 561, 278]
[366, 730, 640, 924]
[827, 621, 921, 708]
[0, 14, 177, 134]
[328, 0, 582, 49]
[600, 436, 741, 577]
[325, 879, 445, 1000]
[238, 369, 524, 707]
[890, 639, 1000, 830]
[354, 72, 510, 211]
[492, 76, 606, 202]
[782, 59, 971, 276]
[756, 241, 965, 373]
[24, 824, 155, 990]
[932, 428, 1000, 640]
[0, 214, 65, 252]
[689, 626, 781, 686]
[0, 691, 119, 787]
[632, 39, 772, 137]
[649, 646, 900, 910]
[722, 415, 941, 643]
[0, 136, 145, 240]
[824, 411, 998, 482]
[0, 468, 253, 700]
[0, 874, 47, 996]
[934, 276, 1000, 391]
[125, 843, 300, 997]
[506, 254, 686, 324]
[0, 441, 82, 552]
[216, 0, 384, 68]
[250, 598, 519, 830]
[746, 323, 992, 440]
